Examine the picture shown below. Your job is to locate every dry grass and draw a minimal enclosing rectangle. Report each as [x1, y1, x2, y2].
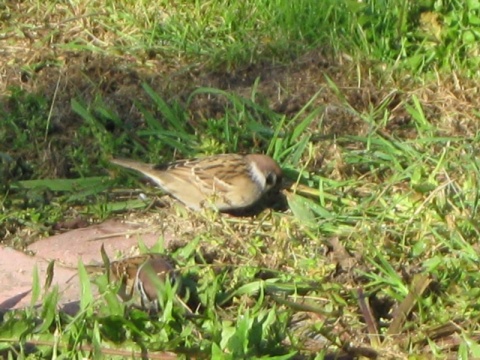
[2, 0, 480, 358]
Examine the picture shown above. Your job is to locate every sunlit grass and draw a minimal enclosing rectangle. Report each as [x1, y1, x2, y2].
[4, 83, 480, 357]
[2, 0, 480, 358]
[5, 0, 480, 72]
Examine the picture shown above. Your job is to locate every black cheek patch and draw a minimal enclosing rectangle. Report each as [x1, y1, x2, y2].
[265, 172, 277, 187]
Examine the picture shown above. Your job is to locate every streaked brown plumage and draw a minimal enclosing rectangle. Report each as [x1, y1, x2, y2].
[110, 154, 282, 211]
[109, 253, 179, 309]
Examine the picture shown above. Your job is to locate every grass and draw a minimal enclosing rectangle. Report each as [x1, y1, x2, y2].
[2, 0, 480, 358]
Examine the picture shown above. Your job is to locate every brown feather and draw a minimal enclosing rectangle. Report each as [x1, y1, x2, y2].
[109, 253, 178, 308]
[110, 154, 282, 211]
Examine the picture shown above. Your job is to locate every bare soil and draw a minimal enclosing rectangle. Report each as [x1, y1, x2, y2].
[2, 44, 478, 357]
[4, 48, 480, 178]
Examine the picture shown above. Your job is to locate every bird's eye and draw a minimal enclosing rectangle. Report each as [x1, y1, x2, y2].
[265, 172, 277, 187]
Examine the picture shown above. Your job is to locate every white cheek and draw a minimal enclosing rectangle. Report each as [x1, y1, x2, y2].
[249, 162, 266, 190]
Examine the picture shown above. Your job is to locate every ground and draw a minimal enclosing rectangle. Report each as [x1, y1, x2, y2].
[2, 1, 480, 358]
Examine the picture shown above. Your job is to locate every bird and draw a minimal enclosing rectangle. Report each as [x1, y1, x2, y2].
[109, 253, 179, 310]
[110, 154, 283, 212]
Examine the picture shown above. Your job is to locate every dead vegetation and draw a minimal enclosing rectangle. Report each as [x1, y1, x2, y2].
[2, 0, 480, 358]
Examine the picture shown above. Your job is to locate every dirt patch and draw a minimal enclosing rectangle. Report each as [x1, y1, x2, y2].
[2, 0, 480, 182]
[2, 43, 479, 247]
[4, 46, 479, 178]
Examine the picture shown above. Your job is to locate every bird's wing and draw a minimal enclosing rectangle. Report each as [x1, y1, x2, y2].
[190, 154, 246, 194]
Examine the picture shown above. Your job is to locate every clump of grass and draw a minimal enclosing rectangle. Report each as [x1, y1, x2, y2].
[3, 0, 480, 358]
[5, 0, 479, 73]
[6, 83, 480, 357]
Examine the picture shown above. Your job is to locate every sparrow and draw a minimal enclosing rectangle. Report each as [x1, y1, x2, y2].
[110, 154, 283, 212]
[108, 253, 179, 310]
